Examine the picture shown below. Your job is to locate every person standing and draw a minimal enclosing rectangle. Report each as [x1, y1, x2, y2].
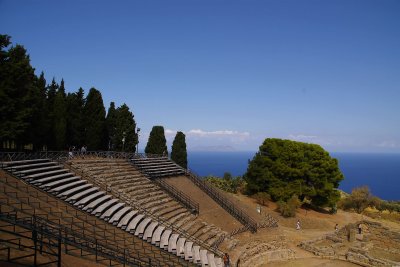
[223, 253, 230, 267]
[296, 220, 301, 230]
[335, 223, 339, 233]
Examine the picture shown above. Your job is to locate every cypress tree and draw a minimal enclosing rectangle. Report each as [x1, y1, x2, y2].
[66, 87, 85, 148]
[145, 126, 167, 155]
[46, 78, 58, 150]
[171, 131, 187, 168]
[113, 104, 138, 152]
[83, 88, 107, 150]
[31, 71, 48, 150]
[53, 86, 67, 150]
[106, 102, 117, 150]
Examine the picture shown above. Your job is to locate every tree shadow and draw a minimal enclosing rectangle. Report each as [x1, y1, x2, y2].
[302, 203, 331, 214]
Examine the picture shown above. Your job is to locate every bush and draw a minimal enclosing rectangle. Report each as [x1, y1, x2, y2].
[204, 173, 245, 194]
[253, 192, 271, 206]
[277, 195, 301, 217]
[338, 186, 375, 214]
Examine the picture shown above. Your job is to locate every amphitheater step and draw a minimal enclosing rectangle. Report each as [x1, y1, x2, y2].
[184, 241, 194, 261]
[83, 194, 112, 212]
[207, 253, 216, 267]
[177, 237, 186, 258]
[160, 229, 172, 249]
[193, 245, 201, 264]
[126, 214, 145, 233]
[100, 202, 125, 221]
[151, 225, 165, 246]
[109, 206, 132, 225]
[117, 210, 139, 230]
[40, 176, 81, 190]
[135, 217, 152, 238]
[15, 165, 60, 176]
[91, 198, 120, 217]
[32, 172, 74, 185]
[25, 169, 68, 181]
[1, 158, 49, 167]
[49, 179, 87, 194]
[143, 221, 159, 242]
[168, 233, 179, 253]
[66, 186, 100, 204]
[74, 190, 106, 208]
[200, 249, 209, 266]
[6, 161, 56, 171]
[58, 183, 93, 200]
[2, 157, 225, 267]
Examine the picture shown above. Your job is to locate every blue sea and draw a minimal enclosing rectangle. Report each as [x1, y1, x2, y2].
[187, 151, 400, 201]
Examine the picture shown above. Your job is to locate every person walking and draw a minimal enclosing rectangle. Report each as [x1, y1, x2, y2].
[335, 223, 339, 233]
[296, 220, 301, 230]
[223, 253, 230, 267]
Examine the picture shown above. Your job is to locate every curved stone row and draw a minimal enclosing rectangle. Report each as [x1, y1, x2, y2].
[2, 158, 222, 267]
[70, 159, 228, 248]
[132, 157, 185, 177]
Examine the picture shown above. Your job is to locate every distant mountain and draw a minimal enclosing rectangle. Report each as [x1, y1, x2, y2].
[189, 145, 237, 152]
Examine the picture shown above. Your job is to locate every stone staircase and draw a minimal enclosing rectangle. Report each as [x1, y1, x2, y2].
[132, 157, 185, 178]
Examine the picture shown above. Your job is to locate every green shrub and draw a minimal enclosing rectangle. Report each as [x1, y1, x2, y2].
[253, 192, 271, 206]
[277, 195, 301, 217]
[204, 173, 245, 194]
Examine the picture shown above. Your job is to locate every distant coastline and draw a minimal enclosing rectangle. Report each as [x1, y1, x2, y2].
[187, 151, 400, 201]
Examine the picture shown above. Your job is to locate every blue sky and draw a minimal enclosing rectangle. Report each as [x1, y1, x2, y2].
[2, 0, 399, 153]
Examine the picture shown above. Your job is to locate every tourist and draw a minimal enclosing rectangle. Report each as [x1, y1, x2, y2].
[223, 252, 230, 267]
[335, 223, 339, 233]
[81, 145, 87, 158]
[358, 223, 362, 234]
[296, 220, 301, 230]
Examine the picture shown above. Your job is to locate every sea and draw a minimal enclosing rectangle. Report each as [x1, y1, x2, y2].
[187, 151, 400, 201]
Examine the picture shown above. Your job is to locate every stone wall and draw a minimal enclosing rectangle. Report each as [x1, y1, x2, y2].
[299, 220, 400, 267]
[237, 240, 295, 267]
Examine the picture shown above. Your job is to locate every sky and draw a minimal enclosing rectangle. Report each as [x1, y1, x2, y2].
[1, 0, 400, 153]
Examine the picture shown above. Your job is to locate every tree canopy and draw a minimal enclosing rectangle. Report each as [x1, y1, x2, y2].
[244, 138, 344, 208]
[106, 103, 138, 152]
[0, 34, 139, 152]
[145, 126, 167, 155]
[171, 131, 187, 168]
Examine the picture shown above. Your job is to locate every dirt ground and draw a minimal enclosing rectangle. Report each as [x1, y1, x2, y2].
[167, 176, 400, 266]
[222, 191, 400, 266]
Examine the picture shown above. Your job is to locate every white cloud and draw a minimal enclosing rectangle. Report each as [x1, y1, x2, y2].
[288, 134, 318, 142]
[186, 129, 250, 137]
[288, 134, 334, 146]
[376, 140, 399, 148]
[165, 129, 177, 136]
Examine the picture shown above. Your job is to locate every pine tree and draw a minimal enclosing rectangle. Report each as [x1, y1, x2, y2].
[244, 138, 344, 208]
[145, 126, 168, 155]
[0, 35, 38, 150]
[171, 131, 187, 168]
[83, 88, 107, 150]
